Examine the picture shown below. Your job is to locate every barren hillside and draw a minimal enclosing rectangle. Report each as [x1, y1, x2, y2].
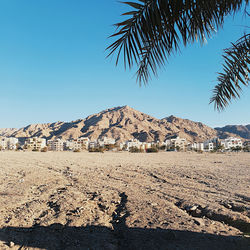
[215, 125, 250, 139]
[0, 106, 243, 142]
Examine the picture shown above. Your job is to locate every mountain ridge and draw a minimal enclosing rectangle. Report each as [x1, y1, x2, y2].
[215, 125, 250, 140]
[0, 106, 247, 142]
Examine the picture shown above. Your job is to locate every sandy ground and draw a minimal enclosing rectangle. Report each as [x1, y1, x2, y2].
[0, 151, 249, 250]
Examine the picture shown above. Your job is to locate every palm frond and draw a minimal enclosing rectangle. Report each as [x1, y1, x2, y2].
[107, 0, 248, 84]
[210, 34, 250, 111]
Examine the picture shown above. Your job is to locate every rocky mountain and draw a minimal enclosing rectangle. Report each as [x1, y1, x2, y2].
[0, 128, 18, 137]
[0, 106, 244, 143]
[215, 125, 250, 140]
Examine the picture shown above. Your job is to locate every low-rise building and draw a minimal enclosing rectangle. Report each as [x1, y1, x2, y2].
[220, 137, 242, 150]
[203, 137, 223, 151]
[243, 141, 250, 151]
[89, 141, 98, 149]
[0, 137, 6, 150]
[0, 137, 19, 150]
[120, 140, 152, 151]
[165, 136, 187, 151]
[72, 141, 82, 151]
[188, 142, 204, 151]
[48, 139, 64, 151]
[64, 140, 74, 151]
[127, 139, 142, 150]
[142, 142, 152, 150]
[204, 141, 214, 151]
[63, 138, 89, 151]
[243, 141, 250, 147]
[77, 137, 89, 150]
[24, 137, 46, 151]
[97, 137, 115, 147]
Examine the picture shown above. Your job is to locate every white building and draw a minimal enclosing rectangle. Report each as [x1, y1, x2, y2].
[220, 137, 242, 150]
[142, 142, 152, 150]
[0, 137, 19, 150]
[89, 141, 98, 149]
[77, 137, 89, 149]
[204, 141, 214, 151]
[48, 139, 64, 151]
[188, 142, 204, 151]
[64, 140, 74, 151]
[127, 139, 142, 150]
[165, 136, 187, 151]
[72, 141, 82, 151]
[63, 138, 89, 151]
[203, 137, 222, 151]
[0, 138, 6, 150]
[97, 137, 115, 147]
[122, 139, 142, 151]
[24, 137, 46, 151]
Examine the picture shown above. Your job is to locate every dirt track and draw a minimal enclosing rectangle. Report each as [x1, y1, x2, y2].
[0, 151, 249, 250]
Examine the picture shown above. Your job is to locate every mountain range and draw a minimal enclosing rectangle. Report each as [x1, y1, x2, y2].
[0, 106, 248, 143]
[215, 125, 250, 140]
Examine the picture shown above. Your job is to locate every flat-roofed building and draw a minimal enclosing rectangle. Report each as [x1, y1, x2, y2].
[0, 137, 7, 150]
[123, 139, 142, 150]
[48, 139, 64, 151]
[165, 136, 187, 151]
[24, 137, 46, 151]
[0, 137, 19, 150]
[188, 142, 204, 151]
[64, 140, 74, 151]
[89, 141, 98, 149]
[98, 137, 115, 147]
[220, 137, 242, 150]
[204, 141, 214, 151]
[77, 137, 89, 150]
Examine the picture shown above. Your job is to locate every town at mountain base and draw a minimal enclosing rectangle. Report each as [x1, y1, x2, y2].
[0, 105, 248, 143]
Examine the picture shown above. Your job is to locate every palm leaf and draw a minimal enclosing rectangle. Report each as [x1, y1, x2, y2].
[210, 34, 250, 111]
[107, 0, 248, 84]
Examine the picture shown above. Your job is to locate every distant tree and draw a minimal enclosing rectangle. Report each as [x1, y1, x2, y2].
[232, 145, 242, 152]
[159, 145, 166, 151]
[41, 147, 48, 152]
[166, 145, 175, 151]
[146, 146, 159, 153]
[73, 149, 81, 152]
[216, 144, 224, 151]
[107, 0, 249, 111]
[89, 147, 104, 153]
[64, 146, 71, 151]
[104, 144, 116, 151]
[129, 146, 142, 153]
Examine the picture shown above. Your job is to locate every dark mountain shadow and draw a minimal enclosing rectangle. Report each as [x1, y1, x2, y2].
[48, 121, 82, 139]
[0, 225, 249, 250]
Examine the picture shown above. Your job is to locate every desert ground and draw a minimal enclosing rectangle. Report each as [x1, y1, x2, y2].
[0, 151, 249, 250]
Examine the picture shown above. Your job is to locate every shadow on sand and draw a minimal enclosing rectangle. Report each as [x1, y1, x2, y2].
[0, 224, 249, 250]
[1, 193, 249, 249]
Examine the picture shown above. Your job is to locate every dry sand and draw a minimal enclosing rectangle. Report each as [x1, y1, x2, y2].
[0, 151, 249, 250]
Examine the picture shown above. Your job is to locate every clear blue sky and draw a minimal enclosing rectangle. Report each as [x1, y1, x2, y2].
[0, 0, 249, 128]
